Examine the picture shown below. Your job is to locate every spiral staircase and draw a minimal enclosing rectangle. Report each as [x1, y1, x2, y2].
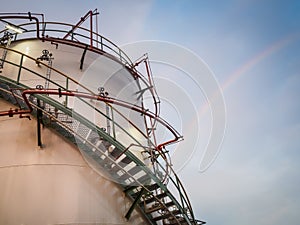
[0, 11, 205, 225]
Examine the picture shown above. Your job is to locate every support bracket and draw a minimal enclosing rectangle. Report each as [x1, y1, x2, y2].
[125, 187, 146, 220]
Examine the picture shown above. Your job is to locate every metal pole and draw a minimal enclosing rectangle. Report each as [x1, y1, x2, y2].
[17, 54, 23, 84]
[65, 77, 69, 106]
[110, 105, 116, 139]
[106, 104, 110, 135]
[90, 11, 93, 48]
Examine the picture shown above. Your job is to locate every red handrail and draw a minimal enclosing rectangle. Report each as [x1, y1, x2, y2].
[0, 88, 182, 152]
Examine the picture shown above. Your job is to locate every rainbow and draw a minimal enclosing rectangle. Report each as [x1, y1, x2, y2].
[222, 32, 300, 91]
[196, 31, 300, 172]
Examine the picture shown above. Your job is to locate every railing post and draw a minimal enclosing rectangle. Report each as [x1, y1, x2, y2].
[100, 36, 103, 50]
[90, 11, 93, 48]
[42, 22, 46, 37]
[17, 54, 23, 84]
[65, 77, 69, 107]
[105, 104, 111, 135]
[71, 30, 74, 41]
[37, 99, 43, 148]
[110, 105, 116, 139]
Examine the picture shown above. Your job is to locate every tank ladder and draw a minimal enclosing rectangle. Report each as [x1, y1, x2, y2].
[44, 60, 53, 89]
[36, 49, 54, 89]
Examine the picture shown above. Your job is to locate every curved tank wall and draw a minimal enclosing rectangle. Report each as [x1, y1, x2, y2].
[0, 36, 151, 224]
[0, 99, 146, 225]
[0, 15, 204, 225]
[2, 39, 143, 106]
[0, 38, 150, 163]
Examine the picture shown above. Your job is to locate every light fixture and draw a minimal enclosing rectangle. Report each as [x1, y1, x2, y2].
[5, 24, 23, 34]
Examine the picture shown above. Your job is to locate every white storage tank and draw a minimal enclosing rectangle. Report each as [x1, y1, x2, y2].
[0, 11, 205, 225]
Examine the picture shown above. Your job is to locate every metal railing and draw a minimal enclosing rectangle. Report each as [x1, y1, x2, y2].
[0, 76, 204, 225]
[0, 12, 133, 66]
[0, 12, 204, 224]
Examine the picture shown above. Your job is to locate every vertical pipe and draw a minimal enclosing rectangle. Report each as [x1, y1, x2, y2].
[95, 9, 99, 49]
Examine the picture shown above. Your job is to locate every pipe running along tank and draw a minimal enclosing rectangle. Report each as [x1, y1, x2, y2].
[0, 10, 206, 225]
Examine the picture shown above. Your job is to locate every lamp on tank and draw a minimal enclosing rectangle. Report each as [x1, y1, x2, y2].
[5, 24, 23, 34]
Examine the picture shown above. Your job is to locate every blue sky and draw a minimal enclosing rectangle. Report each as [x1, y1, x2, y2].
[1, 0, 300, 224]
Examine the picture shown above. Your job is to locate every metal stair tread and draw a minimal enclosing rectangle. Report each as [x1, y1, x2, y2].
[145, 183, 160, 192]
[144, 191, 168, 204]
[144, 201, 175, 213]
[129, 174, 151, 187]
[167, 216, 188, 225]
[152, 209, 181, 222]
[110, 147, 122, 158]
[118, 166, 143, 181]
[119, 156, 132, 165]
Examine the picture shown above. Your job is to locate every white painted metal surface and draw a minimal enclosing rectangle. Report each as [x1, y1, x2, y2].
[0, 99, 145, 225]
